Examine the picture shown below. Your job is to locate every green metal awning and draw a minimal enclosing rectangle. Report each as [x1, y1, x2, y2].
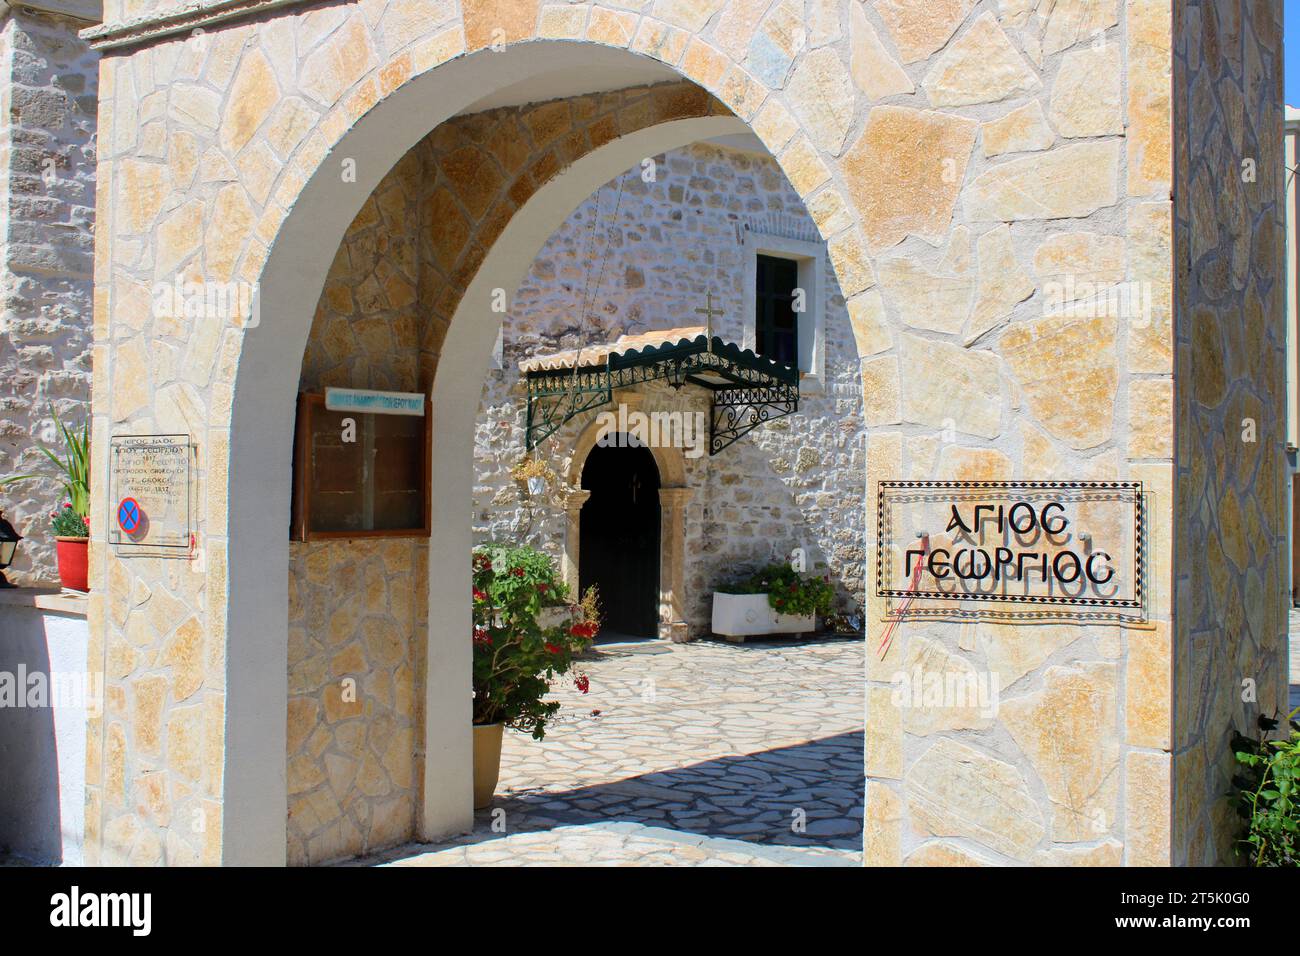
[521, 326, 800, 455]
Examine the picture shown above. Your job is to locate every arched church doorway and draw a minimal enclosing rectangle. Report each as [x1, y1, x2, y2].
[579, 441, 661, 640]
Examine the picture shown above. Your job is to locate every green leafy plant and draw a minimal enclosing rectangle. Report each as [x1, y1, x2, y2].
[718, 562, 835, 618]
[1232, 707, 1300, 867]
[472, 544, 599, 739]
[0, 406, 90, 519]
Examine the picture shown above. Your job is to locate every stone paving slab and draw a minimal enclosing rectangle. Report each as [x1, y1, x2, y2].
[357, 637, 865, 867]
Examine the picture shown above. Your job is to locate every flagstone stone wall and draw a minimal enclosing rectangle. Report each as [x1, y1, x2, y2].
[1169, 0, 1287, 867]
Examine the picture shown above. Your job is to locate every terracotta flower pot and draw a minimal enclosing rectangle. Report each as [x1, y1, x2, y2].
[472, 723, 503, 809]
[55, 536, 89, 592]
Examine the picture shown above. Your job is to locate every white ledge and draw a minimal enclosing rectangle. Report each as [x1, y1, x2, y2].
[0, 587, 89, 617]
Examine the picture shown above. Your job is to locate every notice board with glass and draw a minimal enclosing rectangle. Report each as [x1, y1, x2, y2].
[291, 391, 431, 540]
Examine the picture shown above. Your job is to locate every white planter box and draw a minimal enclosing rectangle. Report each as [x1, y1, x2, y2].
[711, 592, 815, 642]
[536, 605, 579, 630]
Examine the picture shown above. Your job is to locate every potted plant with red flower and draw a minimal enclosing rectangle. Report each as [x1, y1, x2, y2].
[0, 408, 91, 591]
[470, 544, 600, 807]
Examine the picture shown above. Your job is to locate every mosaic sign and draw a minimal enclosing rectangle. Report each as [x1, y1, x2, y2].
[876, 481, 1145, 624]
[109, 434, 196, 556]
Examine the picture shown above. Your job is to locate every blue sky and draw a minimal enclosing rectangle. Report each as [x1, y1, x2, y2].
[1288, 0, 1300, 106]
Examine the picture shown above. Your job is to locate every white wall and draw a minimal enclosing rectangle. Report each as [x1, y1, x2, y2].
[0, 602, 88, 864]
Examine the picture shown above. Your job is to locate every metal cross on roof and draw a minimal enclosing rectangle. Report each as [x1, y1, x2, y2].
[694, 291, 724, 340]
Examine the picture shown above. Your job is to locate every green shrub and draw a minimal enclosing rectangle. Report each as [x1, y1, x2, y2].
[1232, 708, 1300, 867]
[718, 562, 835, 618]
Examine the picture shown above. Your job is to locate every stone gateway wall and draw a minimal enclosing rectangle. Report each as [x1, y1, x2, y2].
[80, 0, 1275, 866]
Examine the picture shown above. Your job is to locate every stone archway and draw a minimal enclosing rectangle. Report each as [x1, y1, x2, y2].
[85, 1, 1277, 868]
[563, 394, 692, 642]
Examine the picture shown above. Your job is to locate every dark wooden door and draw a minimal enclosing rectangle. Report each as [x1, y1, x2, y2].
[579, 441, 661, 639]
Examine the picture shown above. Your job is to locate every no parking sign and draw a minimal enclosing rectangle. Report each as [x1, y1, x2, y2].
[117, 497, 142, 535]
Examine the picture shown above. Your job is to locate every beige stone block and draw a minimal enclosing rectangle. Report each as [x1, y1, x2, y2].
[923, 12, 1040, 107]
[806, 186, 855, 237]
[814, 225, 871, 296]
[750, 97, 798, 152]
[219, 49, 281, 155]
[865, 685, 901, 778]
[778, 134, 832, 196]
[848, 1, 912, 98]
[1039, 0, 1119, 57]
[785, 47, 856, 154]
[1127, 378, 1173, 459]
[874, 0, 974, 63]
[112, 337, 151, 421]
[935, 445, 1012, 482]
[204, 183, 256, 282]
[167, 704, 204, 783]
[981, 101, 1053, 157]
[999, 313, 1117, 449]
[160, 616, 205, 702]
[906, 737, 1045, 860]
[631, 18, 688, 64]
[975, 620, 1078, 689]
[847, 288, 892, 357]
[878, 258, 972, 335]
[155, 201, 203, 278]
[1127, 201, 1173, 374]
[117, 159, 167, 234]
[899, 335, 1002, 439]
[1049, 43, 1122, 137]
[1126, 0, 1172, 195]
[863, 781, 903, 865]
[587, 7, 637, 46]
[966, 141, 1119, 222]
[968, 224, 1033, 342]
[652, 0, 724, 32]
[1126, 621, 1171, 750]
[1125, 750, 1171, 865]
[906, 841, 993, 865]
[1036, 840, 1124, 866]
[896, 636, 997, 735]
[1002, 661, 1119, 842]
[1033, 231, 1126, 293]
[842, 106, 978, 252]
[860, 354, 901, 426]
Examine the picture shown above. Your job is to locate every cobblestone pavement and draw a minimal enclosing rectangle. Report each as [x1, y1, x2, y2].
[359, 636, 865, 866]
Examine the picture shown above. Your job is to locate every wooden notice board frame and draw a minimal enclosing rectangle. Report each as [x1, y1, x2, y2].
[291, 391, 432, 541]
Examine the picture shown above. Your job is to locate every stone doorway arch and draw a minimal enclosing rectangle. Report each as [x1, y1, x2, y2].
[563, 393, 692, 642]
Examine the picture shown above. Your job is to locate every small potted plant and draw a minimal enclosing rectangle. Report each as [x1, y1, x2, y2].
[712, 562, 834, 642]
[471, 544, 600, 807]
[0, 409, 90, 592]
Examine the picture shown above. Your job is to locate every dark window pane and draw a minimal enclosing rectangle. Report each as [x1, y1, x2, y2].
[755, 254, 799, 366]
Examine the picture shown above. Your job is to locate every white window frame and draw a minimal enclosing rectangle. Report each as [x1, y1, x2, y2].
[742, 232, 826, 392]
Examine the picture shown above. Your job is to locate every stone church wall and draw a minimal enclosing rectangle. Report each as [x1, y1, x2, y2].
[471, 140, 865, 635]
[0, 8, 98, 585]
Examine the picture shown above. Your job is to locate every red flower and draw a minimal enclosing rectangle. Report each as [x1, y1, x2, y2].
[538, 583, 549, 593]
[473, 626, 492, 647]
[512, 567, 525, 578]
[788, 583, 798, 592]
[544, 642, 562, 654]
[472, 587, 487, 602]
[575, 674, 590, 694]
